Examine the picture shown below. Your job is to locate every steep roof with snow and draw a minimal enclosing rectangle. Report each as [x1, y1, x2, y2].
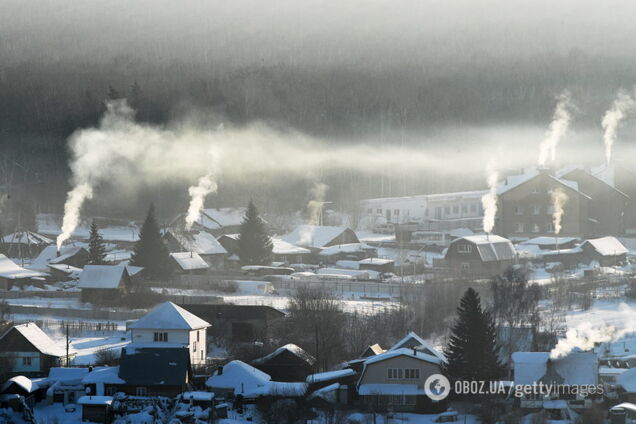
[0, 254, 47, 280]
[1, 376, 38, 394]
[128, 301, 210, 330]
[29, 245, 88, 272]
[81, 366, 124, 384]
[582, 236, 628, 256]
[271, 238, 310, 255]
[388, 331, 445, 361]
[205, 360, 306, 397]
[0, 323, 67, 357]
[512, 351, 597, 386]
[364, 347, 442, 366]
[306, 369, 355, 384]
[170, 252, 210, 271]
[197, 207, 246, 230]
[497, 168, 591, 199]
[282, 225, 358, 248]
[252, 344, 316, 366]
[319, 243, 374, 256]
[449, 235, 516, 262]
[166, 229, 227, 255]
[1, 231, 52, 245]
[77, 264, 128, 289]
[522, 236, 578, 246]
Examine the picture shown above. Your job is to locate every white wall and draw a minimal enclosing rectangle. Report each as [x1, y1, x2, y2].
[130, 328, 207, 365]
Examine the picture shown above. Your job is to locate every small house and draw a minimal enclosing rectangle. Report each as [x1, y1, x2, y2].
[0, 254, 47, 290]
[0, 231, 52, 258]
[81, 366, 124, 397]
[580, 236, 628, 266]
[0, 323, 69, 378]
[318, 243, 377, 263]
[179, 304, 285, 343]
[306, 369, 357, 404]
[77, 265, 131, 304]
[44, 367, 89, 405]
[77, 395, 113, 423]
[520, 236, 579, 251]
[282, 225, 360, 250]
[164, 229, 228, 269]
[0, 376, 40, 408]
[359, 258, 395, 274]
[128, 301, 211, 366]
[173, 207, 247, 236]
[169, 251, 210, 274]
[116, 346, 191, 397]
[444, 235, 516, 277]
[206, 360, 306, 400]
[28, 245, 89, 273]
[252, 344, 316, 382]
[271, 238, 311, 264]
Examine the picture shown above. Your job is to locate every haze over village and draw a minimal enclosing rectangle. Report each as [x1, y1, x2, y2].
[5, 1, 636, 424]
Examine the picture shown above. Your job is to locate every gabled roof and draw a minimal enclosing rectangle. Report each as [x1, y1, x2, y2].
[78, 264, 128, 289]
[81, 366, 124, 385]
[512, 351, 597, 386]
[497, 168, 591, 200]
[118, 346, 190, 386]
[1, 231, 52, 245]
[129, 301, 210, 330]
[271, 238, 310, 256]
[582, 236, 628, 256]
[282, 225, 358, 248]
[170, 252, 210, 271]
[0, 254, 47, 280]
[29, 245, 87, 272]
[448, 235, 516, 262]
[49, 247, 87, 265]
[0, 323, 67, 357]
[557, 166, 630, 199]
[319, 243, 374, 256]
[252, 344, 316, 366]
[388, 331, 445, 361]
[1, 376, 37, 394]
[522, 236, 578, 246]
[364, 347, 442, 366]
[166, 229, 228, 255]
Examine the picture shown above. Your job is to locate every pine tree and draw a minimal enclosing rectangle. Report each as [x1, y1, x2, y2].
[131, 204, 172, 279]
[88, 220, 106, 265]
[237, 201, 273, 265]
[443, 288, 505, 382]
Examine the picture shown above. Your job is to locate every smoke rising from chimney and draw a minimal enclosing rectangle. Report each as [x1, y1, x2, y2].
[551, 187, 568, 235]
[185, 150, 219, 231]
[307, 182, 328, 226]
[57, 183, 93, 249]
[602, 90, 635, 166]
[538, 90, 573, 168]
[481, 161, 499, 233]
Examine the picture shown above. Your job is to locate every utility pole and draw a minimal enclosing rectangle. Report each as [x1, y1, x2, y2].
[65, 323, 70, 367]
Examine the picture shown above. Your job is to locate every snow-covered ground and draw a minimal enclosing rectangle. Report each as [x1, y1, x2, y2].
[5, 297, 90, 309]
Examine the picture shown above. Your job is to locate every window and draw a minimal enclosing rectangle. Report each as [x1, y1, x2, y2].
[461, 263, 470, 271]
[470, 204, 477, 213]
[106, 387, 116, 396]
[22, 357, 32, 366]
[547, 205, 554, 214]
[532, 187, 539, 194]
[444, 206, 450, 215]
[515, 223, 524, 233]
[377, 208, 382, 214]
[515, 206, 523, 215]
[135, 387, 147, 396]
[452, 205, 459, 214]
[154, 332, 168, 342]
[394, 209, 400, 216]
[533, 205, 540, 215]
[425, 208, 429, 217]
[457, 244, 472, 253]
[387, 369, 404, 379]
[197, 331, 200, 342]
[405, 369, 420, 379]
[193, 341, 197, 352]
[532, 224, 540, 233]
[546, 222, 554, 232]
[461, 204, 468, 213]
[367, 208, 373, 214]
[201, 351, 204, 360]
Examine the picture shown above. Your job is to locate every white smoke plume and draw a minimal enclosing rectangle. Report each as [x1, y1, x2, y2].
[480, 161, 499, 233]
[184, 150, 219, 231]
[57, 183, 93, 248]
[602, 90, 635, 166]
[551, 187, 568, 235]
[307, 182, 328, 226]
[537, 90, 573, 167]
[550, 323, 618, 359]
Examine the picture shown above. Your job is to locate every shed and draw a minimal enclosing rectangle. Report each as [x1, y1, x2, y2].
[0, 254, 47, 290]
[444, 235, 516, 277]
[78, 395, 112, 423]
[169, 252, 210, 274]
[0, 231, 52, 258]
[164, 229, 227, 269]
[77, 265, 131, 304]
[282, 225, 360, 249]
[252, 344, 316, 382]
[358, 258, 395, 273]
[580, 236, 628, 266]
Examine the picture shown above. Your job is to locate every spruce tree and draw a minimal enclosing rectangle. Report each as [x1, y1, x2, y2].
[131, 204, 172, 279]
[443, 288, 505, 382]
[88, 220, 107, 265]
[237, 201, 273, 265]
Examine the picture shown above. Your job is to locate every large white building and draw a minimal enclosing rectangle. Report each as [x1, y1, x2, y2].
[359, 190, 487, 232]
[128, 302, 211, 366]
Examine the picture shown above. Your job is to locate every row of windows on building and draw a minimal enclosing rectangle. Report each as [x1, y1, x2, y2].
[387, 368, 421, 380]
[514, 222, 556, 233]
[514, 205, 556, 216]
[367, 203, 482, 217]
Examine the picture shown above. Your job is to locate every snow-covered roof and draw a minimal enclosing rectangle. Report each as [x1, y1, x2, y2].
[358, 383, 424, 396]
[497, 168, 591, 199]
[319, 243, 374, 256]
[1, 376, 37, 394]
[196, 207, 246, 230]
[522, 236, 578, 246]
[271, 238, 310, 256]
[1, 231, 52, 245]
[252, 344, 316, 366]
[282, 225, 357, 248]
[0, 254, 47, 280]
[618, 368, 636, 393]
[388, 331, 445, 361]
[557, 165, 630, 198]
[358, 258, 394, 265]
[49, 247, 86, 265]
[47, 367, 89, 382]
[1, 323, 67, 357]
[128, 301, 210, 330]
[166, 229, 227, 255]
[170, 252, 210, 271]
[81, 366, 124, 385]
[449, 235, 516, 262]
[181, 391, 214, 401]
[611, 403, 636, 412]
[449, 228, 474, 238]
[28, 245, 87, 272]
[47, 264, 82, 277]
[206, 360, 307, 397]
[77, 395, 113, 406]
[77, 265, 128, 289]
[306, 369, 355, 384]
[582, 236, 628, 256]
[512, 351, 598, 386]
[364, 347, 442, 366]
